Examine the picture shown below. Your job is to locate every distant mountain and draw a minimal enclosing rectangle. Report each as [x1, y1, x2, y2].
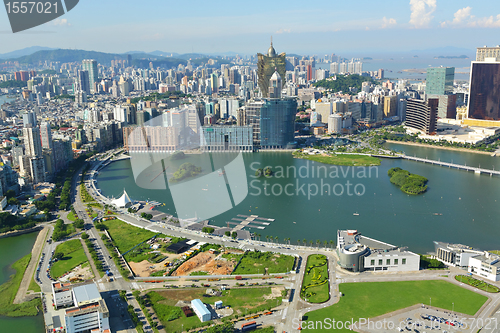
[148, 50, 180, 57]
[409, 46, 475, 56]
[7, 49, 191, 68]
[0, 46, 56, 59]
[176, 53, 209, 60]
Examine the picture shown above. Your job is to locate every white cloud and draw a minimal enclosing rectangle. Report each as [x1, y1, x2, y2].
[441, 7, 500, 28]
[52, 18, 71, 26]
[275, 28, 291, 34]
[381, 17, 397, 29]
[409, 0, 437, 28]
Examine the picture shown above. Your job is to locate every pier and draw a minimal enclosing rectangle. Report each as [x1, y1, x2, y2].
[228, 215, 274, 232]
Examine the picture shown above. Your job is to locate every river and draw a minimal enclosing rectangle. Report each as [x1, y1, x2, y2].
[96, 145, 500, 255]
[0, 232, 45, 333]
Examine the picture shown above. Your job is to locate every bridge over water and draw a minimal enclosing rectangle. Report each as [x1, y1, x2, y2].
[399, 155, 500, 176]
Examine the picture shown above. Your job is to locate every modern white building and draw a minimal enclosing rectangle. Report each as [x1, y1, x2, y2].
[191, 299, 211, 322]
[434, 241, 500, 282]
[469, 253, 500, 282]
[65, 284, 110, 333]
[111, 189, 132, 208]
[337, 230, 420, 273]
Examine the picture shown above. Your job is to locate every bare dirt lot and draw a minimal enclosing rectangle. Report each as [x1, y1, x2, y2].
[173, 251, 238, 276]
[59, 264, 94, 282]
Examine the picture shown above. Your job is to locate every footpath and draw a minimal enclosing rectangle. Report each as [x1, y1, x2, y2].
[13, 226, 49, 304]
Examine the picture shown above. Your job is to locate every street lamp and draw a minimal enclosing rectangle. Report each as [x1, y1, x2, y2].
[452, 302, 454, 316]
[430, 297, 431, 307]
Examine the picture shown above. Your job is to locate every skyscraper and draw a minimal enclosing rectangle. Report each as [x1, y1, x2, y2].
[468, 62, 500, 121]
[257, 40, 286, 98]
[23, 127, 43, 157]
[406, 99, 439, 135]
[425, 67, 454, 96]
[82, 59, 98, 93]
[40, 122, 53, 150]
[22, 111, 37, 128]
[77, 70, 90, 95]
[268, 71, 282, 99]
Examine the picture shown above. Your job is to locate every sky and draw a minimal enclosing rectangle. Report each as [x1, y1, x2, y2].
[1, 0, 500, 56]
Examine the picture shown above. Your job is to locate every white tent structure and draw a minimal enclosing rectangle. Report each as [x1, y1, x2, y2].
[112, 189, 132, 208]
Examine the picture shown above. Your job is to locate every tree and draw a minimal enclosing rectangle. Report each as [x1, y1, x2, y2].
[81, 233, 89, 240]
[231, 231, 237, 239]
[297, 240, 301, 246]
[224, 231, 230, 237]
[53, 252, 64, 260]
[8, 197, 19, 206]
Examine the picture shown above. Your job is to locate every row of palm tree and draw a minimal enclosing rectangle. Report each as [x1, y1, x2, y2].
[252, 233, 335, 248]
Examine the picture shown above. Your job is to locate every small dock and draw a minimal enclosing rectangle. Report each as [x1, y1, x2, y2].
[229, 215, 274, 232]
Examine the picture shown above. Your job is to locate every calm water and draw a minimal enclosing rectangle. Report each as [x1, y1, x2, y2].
[0, 232, 45, 333]
[316, 55, 472, 80]
[0, 95, 16, 107]
[97, 147, 500, 254]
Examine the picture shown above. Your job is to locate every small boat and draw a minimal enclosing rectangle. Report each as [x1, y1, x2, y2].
[353, 212, 359, 216]
[433, 213, 442, 216]
[293, 221, 296, 224]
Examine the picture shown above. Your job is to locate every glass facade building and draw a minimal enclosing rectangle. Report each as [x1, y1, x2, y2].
[425, 67, 454, 96]
[468, 62, 500, 120]
[257, 42, 286, 98]
[259, 98, 297, 148]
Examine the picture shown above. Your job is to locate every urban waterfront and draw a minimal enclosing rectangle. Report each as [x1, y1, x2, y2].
[0, 232, 45, 333]
[96, 146, 500, 254]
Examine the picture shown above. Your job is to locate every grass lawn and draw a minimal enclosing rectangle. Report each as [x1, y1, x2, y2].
[455, 275, 499, 293]
[304, 280, 488, 332]
[80, 184, 94, 203]
[28, 275, 40, 293]
[50, 239, 88, 279]
[102, 219, 159, 254]
[150, 287, 282, 332]
[232, 251, 294, 275]
[490, 250, 500, 255]
[87, 202, 103, 210]
[0, 254, 41, 317]
[294, 152, 380, 166]
[301, 254, 329, 303]
[189, 271, 208, 276]
[67, 211, 77, 221]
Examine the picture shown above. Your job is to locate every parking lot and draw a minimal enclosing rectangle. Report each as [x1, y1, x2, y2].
[352, 306, 479, 333]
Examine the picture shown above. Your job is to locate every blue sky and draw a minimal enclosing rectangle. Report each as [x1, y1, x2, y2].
[1, 0, 500, 55]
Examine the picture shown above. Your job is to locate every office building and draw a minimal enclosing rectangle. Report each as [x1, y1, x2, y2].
[257, 41, 286, 98]
[337, 230, 419, 273]
[476, 46, 500, 62]
[201, 125, 253, 151]
[328, 113, 343, 134]
[191, 299, 211, 322]
[23, 112, 37, 128]
[259, 98, 296, 149]
[468, 62, 500, 121]
[383, 96, 398, 118]
[405, 99, 439, 135]
[77, 70, 90, 95]
[434, 241, 500, 282]
[82, 59, 98, 93]
[435, 94, 457, 119]
[425, 67, 454, 96]
[57, 283, 110, 333]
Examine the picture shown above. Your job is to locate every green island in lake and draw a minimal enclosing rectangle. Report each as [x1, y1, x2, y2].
[170, 162, 202, 183]
[388, 167, 428, 195]
[293, 151, 381, 166]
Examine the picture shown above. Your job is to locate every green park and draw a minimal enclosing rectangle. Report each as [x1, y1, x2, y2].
[301, 254, 329, 303]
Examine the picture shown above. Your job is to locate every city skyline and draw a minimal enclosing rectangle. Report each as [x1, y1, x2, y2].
[1, 1, 500, 55]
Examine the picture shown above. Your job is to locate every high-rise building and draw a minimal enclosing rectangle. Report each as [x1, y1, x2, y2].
[476, 46, 500, 62]
[406, 99, 439, 135]
[468, 62, 500, 121]
[257, 41, 286, 98]
[82, 59, 98, 93]
[22, 111, 37, 128]
[23, 127, 43, 157]
[383, 96, 398, 118]
[77, 70, 90, 94]
[425, 67, 454, 96]
[268, 71, 282, 99]
[259, 98, 296, 148]
[40, 122, 53, 150]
